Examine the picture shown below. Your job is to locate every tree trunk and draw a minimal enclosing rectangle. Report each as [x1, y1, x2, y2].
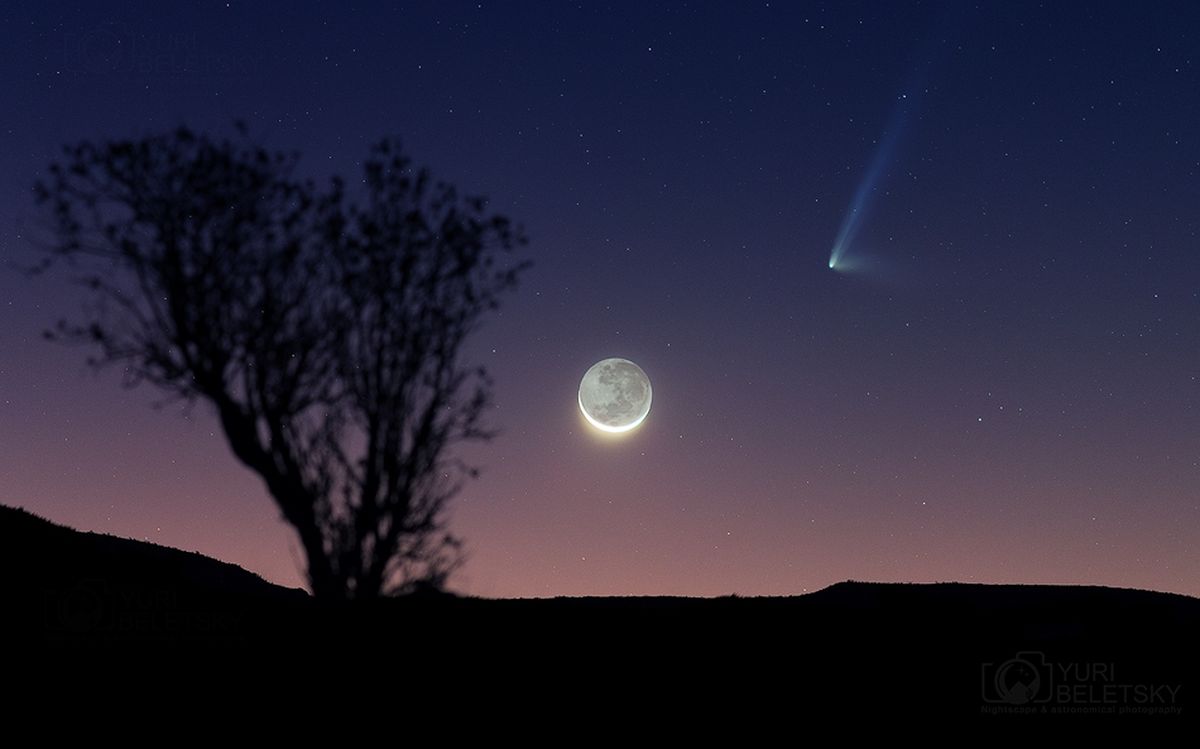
[212, 393, 345, 599]
[299, 526, 341, 599]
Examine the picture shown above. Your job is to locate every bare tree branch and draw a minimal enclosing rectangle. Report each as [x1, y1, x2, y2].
[33, 126, 528, 599]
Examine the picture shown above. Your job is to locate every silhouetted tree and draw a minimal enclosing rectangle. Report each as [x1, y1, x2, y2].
[33, 126, 528, 599]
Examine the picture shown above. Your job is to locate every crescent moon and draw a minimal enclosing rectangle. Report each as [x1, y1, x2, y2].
[578, 358, 652, 433]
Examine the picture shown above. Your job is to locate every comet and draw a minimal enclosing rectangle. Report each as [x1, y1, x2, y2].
[827, 92, 916, 273]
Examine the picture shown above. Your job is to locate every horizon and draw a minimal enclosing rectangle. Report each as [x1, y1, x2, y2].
[9, 499, 1200, 601]
[1, 1, 1198, 599]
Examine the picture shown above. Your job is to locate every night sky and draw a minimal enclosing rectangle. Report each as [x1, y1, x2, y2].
[2, 1, 1198, 598]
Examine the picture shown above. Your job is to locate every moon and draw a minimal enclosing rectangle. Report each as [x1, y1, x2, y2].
[578, 358, 652, 434]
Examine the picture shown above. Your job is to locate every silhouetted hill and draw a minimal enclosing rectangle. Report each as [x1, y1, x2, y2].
[3, 504, 1196, 720]
[0, 505, 307, 648]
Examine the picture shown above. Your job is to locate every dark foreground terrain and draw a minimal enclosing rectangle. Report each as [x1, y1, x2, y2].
[2, 504, 1195, 720]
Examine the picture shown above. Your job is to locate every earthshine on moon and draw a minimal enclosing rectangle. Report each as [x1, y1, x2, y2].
[578, 358, 652, 434]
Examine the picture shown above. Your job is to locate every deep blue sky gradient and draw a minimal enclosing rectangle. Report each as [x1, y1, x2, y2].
[1, 1, 1197, 596]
